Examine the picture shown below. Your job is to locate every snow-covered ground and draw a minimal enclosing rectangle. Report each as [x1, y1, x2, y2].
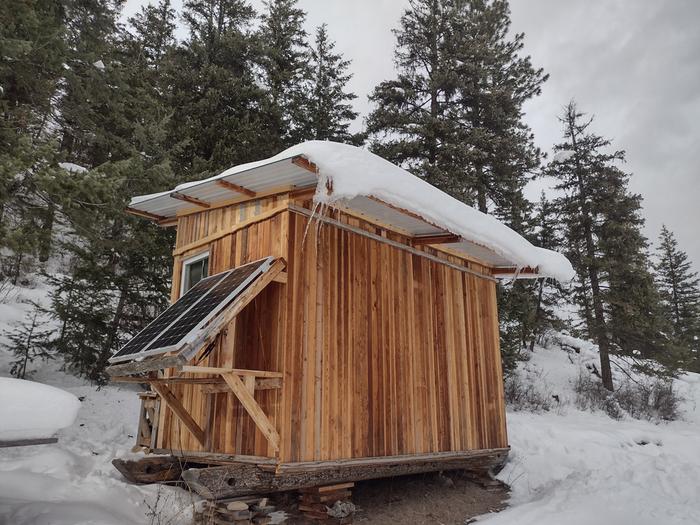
[1, 281, 698, 524]
[0, 281, 193, 525]
[484, 344, 700, 525]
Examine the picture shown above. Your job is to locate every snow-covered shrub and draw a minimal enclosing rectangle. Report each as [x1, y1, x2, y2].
[504, 369, 555, 412]
[573, 369, 682, 421]
[1, 307, 52, 379]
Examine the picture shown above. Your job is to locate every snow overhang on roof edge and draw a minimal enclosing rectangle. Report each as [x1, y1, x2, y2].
[128, 141, 575, 283]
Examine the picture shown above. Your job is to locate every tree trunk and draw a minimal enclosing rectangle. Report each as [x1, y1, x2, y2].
[476, 164, 487, 213]
[102, 285, 127, 359]
[568, 114, 614, 391]
[39, 202, 55, 263]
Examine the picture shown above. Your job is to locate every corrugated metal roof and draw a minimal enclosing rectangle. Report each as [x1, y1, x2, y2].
[128, 153, 529, 272]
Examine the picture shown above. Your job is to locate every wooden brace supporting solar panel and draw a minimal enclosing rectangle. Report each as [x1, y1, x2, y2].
[182, 366, 282, 453]
[150, 382, 207, 447]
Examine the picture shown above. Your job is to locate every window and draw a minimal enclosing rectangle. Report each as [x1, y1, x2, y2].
[181, 252, 209, 295]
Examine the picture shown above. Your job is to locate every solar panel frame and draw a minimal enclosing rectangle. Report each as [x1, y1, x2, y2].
[109, 271, 230, 363]
[108, 257, 275, 364]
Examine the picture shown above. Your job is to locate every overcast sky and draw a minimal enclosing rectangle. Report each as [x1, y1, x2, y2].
[124, 0, 700, 268]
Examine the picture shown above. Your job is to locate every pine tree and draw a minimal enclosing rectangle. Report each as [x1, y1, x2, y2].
[121, 0, 177, 162]
[366, 0, 462, 191]
[300, 24, 359, 143]
[367, 0, 545, 210]
[168, 0, 273, 177]
[258, 0, 309, 148]
[57, 0, 130, 166]
[0, 0, 66, 271]
[367, 0, 547, 373]
[449, 0, 547, 214]
[126, 0, 176, 70]
[2, 307, 52, 379]
[528, 193, 567, 350]
[47, 159, 175, 383]
[654, 226, 700, 366]
[43, 1, 178, 383]
[548, 102, 674, 388]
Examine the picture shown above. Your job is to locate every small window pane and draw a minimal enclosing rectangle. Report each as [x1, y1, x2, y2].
[183, 255, 209, 293]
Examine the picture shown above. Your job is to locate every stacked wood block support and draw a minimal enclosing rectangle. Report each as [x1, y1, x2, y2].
[463, 471, 510, 493]
[194, 496, 276, 525]
[135, 392, 159, 449]
[298, 483, 355, 522]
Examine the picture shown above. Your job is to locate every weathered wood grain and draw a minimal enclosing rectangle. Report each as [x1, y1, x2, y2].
[150, 192, 508, 464]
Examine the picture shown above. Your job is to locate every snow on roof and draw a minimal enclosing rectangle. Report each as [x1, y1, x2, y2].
[130, 141, 575, 281]
[0, 378, 80, 441]
[58, 162, 88, 174]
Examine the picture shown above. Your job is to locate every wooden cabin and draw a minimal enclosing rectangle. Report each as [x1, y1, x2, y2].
[108, 141, 572, 498]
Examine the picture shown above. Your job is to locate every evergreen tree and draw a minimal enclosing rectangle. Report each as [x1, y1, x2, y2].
[366, 0, 462, 191]
[300, 24, 359, 143]
[0, 0, 66, 270]
[57, 0, 130, 166]
[528, 192, 567, 350]
[168, 0, 273, 177]
[498, 193, 566, 369]
[47, 159, 175, 383]
[2, 307, 52, 379]
[44, 1, 178, 383]
[654, 226, 700, 367]
[127, 0, 177, 70]
[548, 102, 673, 389]
[367, 0, 545, 212]
[366, 0, 547, 373]
[258, 0, 309, 148]
[121, 0, 177, 162]
[449, 0, 546, 214]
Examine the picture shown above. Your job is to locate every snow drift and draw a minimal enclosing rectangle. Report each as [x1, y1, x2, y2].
[0, 378, 81, 440]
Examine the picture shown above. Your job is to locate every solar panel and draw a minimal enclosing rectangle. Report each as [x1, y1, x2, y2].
[109, 257, 274, 364]
[110, 272, 227, 361]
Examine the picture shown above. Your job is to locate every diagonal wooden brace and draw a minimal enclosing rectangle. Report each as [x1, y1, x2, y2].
[151, 383, 206, 447]
[221, 372, 281, 453]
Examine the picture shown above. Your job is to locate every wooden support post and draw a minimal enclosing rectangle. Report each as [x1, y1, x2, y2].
[272, 271, 288, 283]
[201, 378, 281, 394]
[243, 375, 255, 395]
[292, 155, 319, 174]
[412, 233, 461, 245]
[216, 179, 256, 197]
[221, 372, 280, 453]
[181, 366, 283, 378]
[151, 383, 207, 447]
[170, 192, 210, 208]
[125, 207, 168, 222]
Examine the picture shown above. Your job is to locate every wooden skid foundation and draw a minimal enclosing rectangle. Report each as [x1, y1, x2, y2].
[112, 456, 190, 484]
[181, 448, 508, 500]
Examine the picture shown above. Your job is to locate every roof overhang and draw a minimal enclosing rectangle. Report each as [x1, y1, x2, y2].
[127, 143, 574, 281]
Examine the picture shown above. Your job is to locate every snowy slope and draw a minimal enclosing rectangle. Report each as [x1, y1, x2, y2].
[0, 282, 193, 525]
[482, 343, 700, 525]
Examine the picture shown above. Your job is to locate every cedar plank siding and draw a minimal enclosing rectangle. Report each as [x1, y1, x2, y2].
[156, 192, 508, 462]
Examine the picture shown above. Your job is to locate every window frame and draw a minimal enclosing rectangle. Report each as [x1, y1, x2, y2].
[180, 250, 210, 297]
